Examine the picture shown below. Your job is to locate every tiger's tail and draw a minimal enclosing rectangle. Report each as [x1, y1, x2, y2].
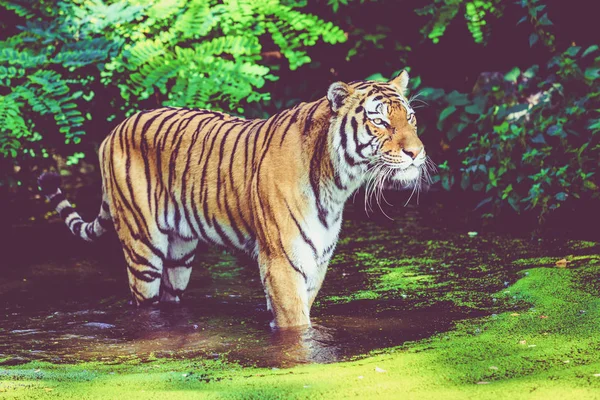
[38, 172, 111, 242]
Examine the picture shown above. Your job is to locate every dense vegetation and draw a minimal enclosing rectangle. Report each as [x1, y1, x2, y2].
[1, 0, 598, 225]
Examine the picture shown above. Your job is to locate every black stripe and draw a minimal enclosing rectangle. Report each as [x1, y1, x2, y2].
[216, 121, 244, 211]
[309, 129, 330, 227]
[285, 201, 318, 259]
[85, 223, 97, 240]
[111, 115, 154, 238]
[59, 206, 76, 220]
[303, 101, 323, 136]
[163, 251, 196, 269]
[167, 114, 199, 227]
[122, 244, 162, 272]
[227, 121, 256, 238]
[333, 171, 347, 191]
[279, 107, 300, 146]
[72, 221, 83, 237]
[244, 119, 264, 178]
[180, 115, 220, 237]
[212, 217, 236, 249]
[156, 115, 193, 231]
[49, 193, 66, 210]
[200, 120, 238, 227]
[141, 109, 178, 215]
[282, 247, 307, 282]
[106, 135, 166, 259]
[98, 217, 112, 230]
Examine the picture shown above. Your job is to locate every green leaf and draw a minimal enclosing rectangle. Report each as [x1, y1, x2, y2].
[419, 87, 445, 101]
[508, 196, 521, 212]
[529, 33, 538, 47]
[584, 67, 600, 80]
[547, 125, 563, 136]
[445, 90, 469, 106]
[365, 72, 387, 82]
[475, 196, 492, 210]
[538, 13, 553, 26]
[504, 67, 520, 82]
[555, 192, 568, 201]
[531, 134, 546, 144]
[409, 75, 422, 90]
[588, 119, 600, 132]
[439, 105, 457, 122]
[460, 174, 470, 190]
[564, 46, 581, 57]
[581, 45, 598, 58]
[464, 96, 486, 115]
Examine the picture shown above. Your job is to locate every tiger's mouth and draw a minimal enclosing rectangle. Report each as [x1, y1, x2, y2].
[378, 156, 424, 183]
[389, 164, 421, 183]
[362, 154, 436, 215]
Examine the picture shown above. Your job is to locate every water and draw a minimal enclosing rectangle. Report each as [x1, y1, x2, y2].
[2, 196, 594, 367]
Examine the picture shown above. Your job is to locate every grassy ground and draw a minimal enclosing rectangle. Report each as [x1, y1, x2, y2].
[2, 249, 599, 399]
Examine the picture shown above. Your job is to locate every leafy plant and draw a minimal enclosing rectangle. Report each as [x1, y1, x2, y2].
[0, 0, 141, 171]
[103, 0, 347, 115]
[415, 0, 505, 45]
[423, 45, 600, 220]
[0, 0, 346, 182]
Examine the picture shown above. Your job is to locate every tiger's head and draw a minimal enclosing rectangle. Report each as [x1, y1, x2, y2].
[326, 71, 434, 207]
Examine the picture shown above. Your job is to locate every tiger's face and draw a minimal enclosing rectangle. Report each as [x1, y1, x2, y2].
[362, 88, 426, 184]
[327, 70, 433, 197]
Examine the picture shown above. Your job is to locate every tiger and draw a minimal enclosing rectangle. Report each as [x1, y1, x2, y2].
[38, 70, 431, 329]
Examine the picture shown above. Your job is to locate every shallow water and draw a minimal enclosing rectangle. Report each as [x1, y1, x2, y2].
[1, 197, 596, 367]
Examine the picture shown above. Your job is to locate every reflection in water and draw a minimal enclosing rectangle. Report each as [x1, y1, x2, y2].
[270, 325, 341, 364]
[0, 293, 466, 367]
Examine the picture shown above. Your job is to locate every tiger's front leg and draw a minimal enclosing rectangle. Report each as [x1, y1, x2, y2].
[259, 251, 317, 329]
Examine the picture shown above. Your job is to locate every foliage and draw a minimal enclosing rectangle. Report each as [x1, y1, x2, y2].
[0, 0, 128, 165]
[415, 0, 557, 47]
[415, 0, 504, 45]
[0, 0, 346, 172]
[421, 45, 600, 220]
[103, 0, 346, 115]
[1, 0, 598, 225]
[516, 0, 555, 50]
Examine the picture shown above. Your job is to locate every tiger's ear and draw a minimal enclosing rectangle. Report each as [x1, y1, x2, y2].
[389, 70, 409, 96]
[327, 82, 354, 112]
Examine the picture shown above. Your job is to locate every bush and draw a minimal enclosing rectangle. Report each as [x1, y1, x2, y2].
[420, 45, 600, 221]
[0, 0, 346, 184]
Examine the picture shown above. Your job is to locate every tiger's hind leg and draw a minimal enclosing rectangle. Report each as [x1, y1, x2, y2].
[160, 234, 198, 304]
[111, 210, 170, 306]
[119, 232, 169, 307]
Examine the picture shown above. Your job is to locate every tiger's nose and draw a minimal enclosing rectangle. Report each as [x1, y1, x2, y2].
[402, 147, 422, 159]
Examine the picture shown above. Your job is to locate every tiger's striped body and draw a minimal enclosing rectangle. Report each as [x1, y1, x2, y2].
[39, 72, 430, 328]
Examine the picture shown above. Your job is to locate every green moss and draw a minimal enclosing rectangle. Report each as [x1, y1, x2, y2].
[514, 254, 600, 267]
[566, 240, 600, 251]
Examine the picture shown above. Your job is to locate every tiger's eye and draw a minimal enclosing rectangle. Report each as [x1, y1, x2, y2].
[373, 118, 383, 125]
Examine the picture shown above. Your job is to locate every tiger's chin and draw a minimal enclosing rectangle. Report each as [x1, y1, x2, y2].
[383, 165, 422, 190]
